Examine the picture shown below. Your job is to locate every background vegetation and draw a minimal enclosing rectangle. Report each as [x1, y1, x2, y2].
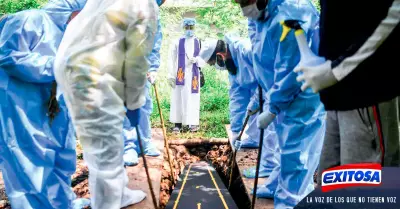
[151, 0, 248, 139]
[1, 0, 320, 139]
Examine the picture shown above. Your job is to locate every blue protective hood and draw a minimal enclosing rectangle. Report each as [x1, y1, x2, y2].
[266, 0, 284, 14]
[42, 0, 87, 30]
[183, 18, 196, 26]
[265, 0, 319, 22]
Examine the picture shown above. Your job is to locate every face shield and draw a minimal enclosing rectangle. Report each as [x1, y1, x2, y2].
[182, 18, 196, 37]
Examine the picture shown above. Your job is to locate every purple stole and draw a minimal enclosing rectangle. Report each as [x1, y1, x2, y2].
[175, 38, 200, 94]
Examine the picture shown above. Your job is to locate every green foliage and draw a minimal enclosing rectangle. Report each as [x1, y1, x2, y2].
[150, 66, 231, 139]
[196, 0, 248, 39]
[0, 0, 47, 15]
[311, 0, 321, 11]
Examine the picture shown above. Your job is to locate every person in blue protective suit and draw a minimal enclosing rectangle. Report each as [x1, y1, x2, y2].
[0, 0, 89, 208]
[233, 0, 326, 208]
[219, 34, 261, 149]
[123, 15, 163, 165]
[198, 34, 280, 180]
[241, 20, 281, 179]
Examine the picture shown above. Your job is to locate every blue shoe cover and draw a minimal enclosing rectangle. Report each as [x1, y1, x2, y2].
[72, 198, 91, 209]
[143, 141, 161, 157]
[124, 146, 139, 166]
[240, 137, 259, 148]
[250, 185, 275, 199]
[243, 166, 271, 178]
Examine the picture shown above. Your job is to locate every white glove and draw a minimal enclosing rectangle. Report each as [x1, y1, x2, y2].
[257, 111, 276, 129]
[234, 139, 242, 151]
[188, 57, 198, 64]
[294, 60, 338, 93]
[168, 78, 176, 88]
[147, 72, 157, 84]
[247, 108, 259, 116]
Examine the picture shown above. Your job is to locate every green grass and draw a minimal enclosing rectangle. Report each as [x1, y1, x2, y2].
[150, 66, 231, 139]
[0, 0, 48, 15]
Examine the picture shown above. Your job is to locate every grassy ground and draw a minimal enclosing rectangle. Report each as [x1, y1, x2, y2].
[150, 65, 231, 139]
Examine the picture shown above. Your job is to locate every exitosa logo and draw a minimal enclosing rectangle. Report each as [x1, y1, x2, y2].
[321, 163, 382, 192]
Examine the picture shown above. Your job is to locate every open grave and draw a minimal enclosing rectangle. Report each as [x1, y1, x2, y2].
[0, 126, 274, 209]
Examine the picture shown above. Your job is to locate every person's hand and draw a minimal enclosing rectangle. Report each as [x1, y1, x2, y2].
[247, 107, 259, 116]
[294, 60, 338, 93]
[147, 72, 157, 84]
[234, 139, 242, 151]
[257, 111, 276, 129]
[188, 57, 198, 64]
[168, 78, 176, 88]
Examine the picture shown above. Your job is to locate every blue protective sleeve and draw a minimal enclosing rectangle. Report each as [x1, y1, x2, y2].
[247, 87, 260, 112]
[229, 75, 251, 133]
[148, 16, 163, 72]
[0, 14, 55, 83]
[224, 33, 257, 89]
[266, 30, 302, 115]
[248, 19, 257, 41]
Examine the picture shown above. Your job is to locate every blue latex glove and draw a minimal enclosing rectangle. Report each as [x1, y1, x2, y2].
[257, 111, 276, 129]
[126, 109, 140, 127]
[234, 139, 242, 151]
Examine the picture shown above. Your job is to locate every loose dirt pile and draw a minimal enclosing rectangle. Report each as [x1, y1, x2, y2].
[0, 189, 9, 209]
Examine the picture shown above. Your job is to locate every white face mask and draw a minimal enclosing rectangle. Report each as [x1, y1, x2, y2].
[241, 3, 262, 20]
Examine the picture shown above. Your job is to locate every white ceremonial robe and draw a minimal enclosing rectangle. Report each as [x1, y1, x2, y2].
[168, 36, 203, 126]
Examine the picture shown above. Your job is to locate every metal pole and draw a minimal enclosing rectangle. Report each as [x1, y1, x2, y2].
[251, 85, 265, 209]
